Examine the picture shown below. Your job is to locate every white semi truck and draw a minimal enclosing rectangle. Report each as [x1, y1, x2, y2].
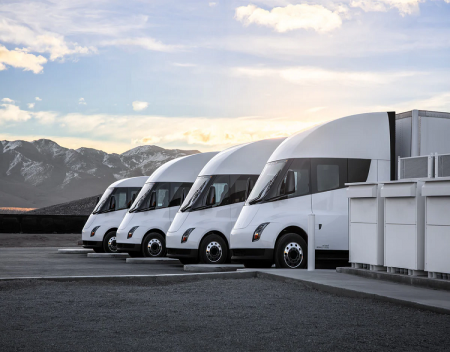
[166, 138, 285, 264]
[115, 152, 217, 257]
[230, 110, 450, 269]
[82, 176, 148, 253]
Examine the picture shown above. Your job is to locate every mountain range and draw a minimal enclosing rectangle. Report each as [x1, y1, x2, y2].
[0, 139, 199, 208]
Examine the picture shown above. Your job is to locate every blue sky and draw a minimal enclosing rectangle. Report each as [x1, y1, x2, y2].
[1, 0, 450, 153]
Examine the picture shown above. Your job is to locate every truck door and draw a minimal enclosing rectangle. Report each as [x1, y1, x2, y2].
[311, 158, 349, 251]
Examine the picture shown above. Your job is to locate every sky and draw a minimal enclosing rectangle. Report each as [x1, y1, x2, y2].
[0, 0, 450, 153]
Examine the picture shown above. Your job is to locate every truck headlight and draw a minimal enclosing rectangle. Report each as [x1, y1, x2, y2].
[90, 226, 100, 237]
[128, 226, 139, 239]
[181, 228, 195, 243]
[252, 223, 269, 242]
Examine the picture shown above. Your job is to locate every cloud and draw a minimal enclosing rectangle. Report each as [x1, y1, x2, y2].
[35, 97, 42, 101]
[78, 98, 87, 105]
[132, 101, 149, 111]
[2, 98, 14, 103]
[233, 66, 420, 85]
[350, 0, 423, 15]
[0, 45, 47, 73]
[101, 37, 181, 52]
[235, 4, 343, 33]
[209, 2, 218, 7]
[0, 101, 32, 124]
[0, 20, 94, 61]
[27, 103, 35, 109]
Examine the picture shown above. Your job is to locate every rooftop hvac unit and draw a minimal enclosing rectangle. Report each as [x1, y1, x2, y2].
[435, 153, 450, 178]
[398, 155, 434, 180]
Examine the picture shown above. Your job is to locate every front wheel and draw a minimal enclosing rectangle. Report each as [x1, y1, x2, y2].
[199, 234, 228, 264]
[103, 231, 118, 253]
[142, 233, 166, 257]
[274, 233, 307, 269]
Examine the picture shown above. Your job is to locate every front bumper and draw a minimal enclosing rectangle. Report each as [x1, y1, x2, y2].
[231, 248, 274, 261]
[117, 243, 141, 252]
[166, 248, 199, 260]
[82, 240, 102, 249]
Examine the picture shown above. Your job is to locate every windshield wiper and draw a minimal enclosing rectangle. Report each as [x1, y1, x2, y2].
[248, 172, 280, 205]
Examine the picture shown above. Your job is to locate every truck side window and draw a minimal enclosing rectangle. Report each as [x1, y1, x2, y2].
[348, 159, 371, 183]
[170, 182, 193, 207]
[201, 175, 229, 207]
[311, 158, 347, 193]
[277, 159, 311, 198]
[115, 188, 129, 210]
[127, 187, 141, 208]
[229, 175, 259, 204]
[154, 183, 170, 209]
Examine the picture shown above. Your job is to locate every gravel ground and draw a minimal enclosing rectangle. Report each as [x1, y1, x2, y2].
[0, 233, 80, 247]
[0, 278, 449, 352]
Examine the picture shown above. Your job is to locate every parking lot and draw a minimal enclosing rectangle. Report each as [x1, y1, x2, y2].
[0, 247, 185, 278]
[0, 246, 449, 351]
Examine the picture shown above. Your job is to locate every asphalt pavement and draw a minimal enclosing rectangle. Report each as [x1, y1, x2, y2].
[1, 277, 449, 352]
[0, 247, 185, 278]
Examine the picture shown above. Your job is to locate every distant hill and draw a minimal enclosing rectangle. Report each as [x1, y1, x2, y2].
[0, 139, 199, 208]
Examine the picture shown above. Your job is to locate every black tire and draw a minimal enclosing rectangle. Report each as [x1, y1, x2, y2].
[142, 233, 166, 257]
[274, 233, 307, 269]
[199, 234, 228, 264]
[93, 247, 104, 253]
[103, 231, 118, 253]
[128, 251, 143, 258]
[243, 260, 273, 268]
[179, 258, 198, 265]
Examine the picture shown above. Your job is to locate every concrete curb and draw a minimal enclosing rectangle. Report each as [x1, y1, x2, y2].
[87, 253, 129, 258]
[126, 258, 180, 264]
[0, 271, 257, 283]
[184, 264, 244, 272]
[337, 267, 450, 292]
[58, 249, 93, 254]
[256, 271, 450, 315]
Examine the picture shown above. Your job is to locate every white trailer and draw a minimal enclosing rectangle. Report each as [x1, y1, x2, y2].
[166, 138, 285, 264]
[230, 110, 450, 269]
[115, 152, 217, 257]
[82, 176, 148, 253]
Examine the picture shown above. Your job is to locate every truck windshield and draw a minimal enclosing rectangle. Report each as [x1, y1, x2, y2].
[129, 183, 155, 213]
[246, 160, 287, 205]
[92, 188, 114, 214]
[180, 176, 210, 212]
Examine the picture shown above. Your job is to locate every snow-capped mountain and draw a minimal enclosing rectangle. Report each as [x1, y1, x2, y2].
[0, 139, 199, 208]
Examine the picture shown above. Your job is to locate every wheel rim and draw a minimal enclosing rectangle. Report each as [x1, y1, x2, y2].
[283, 242, 303, 268]
[147, 238, 163, 257]
[108, 236, 118, 252]
[206, 241, 222, 263]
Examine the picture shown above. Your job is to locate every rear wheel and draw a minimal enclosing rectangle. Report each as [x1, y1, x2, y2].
[243, 260, 273, 268]
[103, 231, 118, 253]
[199, 234, 228, 264]
[142, 233, 166, 257]
[274, 233, 307, 269]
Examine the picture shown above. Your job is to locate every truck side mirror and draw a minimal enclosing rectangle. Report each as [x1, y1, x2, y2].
[95, 196, 100, 205]
[109, 195, 116, 210]
[206, 186, 216, 206]
[245, 178, 255, 200]
[285, 170, 296, 195]
[149, 191, 157, 208]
